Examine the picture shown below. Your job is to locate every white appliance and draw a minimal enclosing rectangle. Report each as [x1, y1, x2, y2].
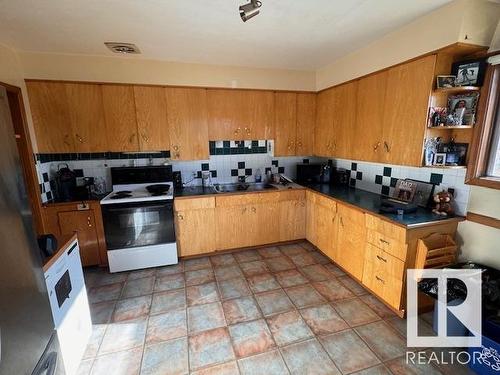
[44, 238, 92, 375]
[100, 166, 178, 273]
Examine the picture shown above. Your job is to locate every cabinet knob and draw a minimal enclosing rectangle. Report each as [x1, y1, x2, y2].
[251, 207, 256, 213]
[297, 141, 302, 147]
[129, 133, 136, 143]
[373, 142, 381, 152]
[173, 145, 179, 151]
[64, 134, 71, 146]
[178, 214, 184, 220]
[234, 128, 241, 135]
[142, 133, 149, 142]
[87, 216, 92, 227]
[245, 127, 251, 136]
[76, 134, 84, 143]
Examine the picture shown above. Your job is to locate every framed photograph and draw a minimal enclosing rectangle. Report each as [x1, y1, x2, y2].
[428, 107, 447, 127]
[436, 75, 456, 89]
[433, 153, 446, 166]
[392, 179, 417, 203]
[451, 58, 487, 86]
[406, 179, 435, 208]
[439, 142, 468, 166]
[447, 92, 479, 126]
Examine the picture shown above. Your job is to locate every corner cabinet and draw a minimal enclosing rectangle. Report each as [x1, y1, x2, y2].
[314, 54, 436, 166]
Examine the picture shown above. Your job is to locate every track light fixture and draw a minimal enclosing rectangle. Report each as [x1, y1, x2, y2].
[239, 0, 262, 22]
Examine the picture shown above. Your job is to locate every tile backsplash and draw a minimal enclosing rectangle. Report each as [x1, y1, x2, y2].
[34, 141, 471, 215]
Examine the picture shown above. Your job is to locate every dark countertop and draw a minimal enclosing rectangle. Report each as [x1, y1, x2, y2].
[174, 183, 463, 228]
[45, 192, 110, 206]
[305, 184, 464, 228]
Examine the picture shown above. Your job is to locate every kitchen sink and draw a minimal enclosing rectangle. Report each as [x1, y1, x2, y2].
[213, 182, 277, 193]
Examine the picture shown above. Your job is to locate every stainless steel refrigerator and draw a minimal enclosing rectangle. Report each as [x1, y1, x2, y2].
[0, 86, 63, 375]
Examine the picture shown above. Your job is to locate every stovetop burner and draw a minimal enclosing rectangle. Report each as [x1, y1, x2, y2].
[115, 190, 132, 194]
[146, 184, 170, 194]
[111, 192, 133, 199]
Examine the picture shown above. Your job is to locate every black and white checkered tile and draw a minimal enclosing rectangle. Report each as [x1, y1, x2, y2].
[209, 140, 267, 155]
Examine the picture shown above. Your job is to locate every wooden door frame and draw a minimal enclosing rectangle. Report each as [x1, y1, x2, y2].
[1, 80, 45, 234]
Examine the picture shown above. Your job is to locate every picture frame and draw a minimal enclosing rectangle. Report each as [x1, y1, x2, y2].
[439, 142, 468, 166]
[428, 107, 448, 127]
[433, 153, 446, 166]
[447, 92, 479, 126]
[392, 179, 417, 203]
[451, 58, 487, 86]
[406, 179, 435, 208]
[436, 75, 456, 89]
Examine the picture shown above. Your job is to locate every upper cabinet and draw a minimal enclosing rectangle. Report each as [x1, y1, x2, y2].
[381, 55, 436, 166]
[26, 81, 74, 153]
[274, 92, 316, 157]
[296, 93, 316, 156]
[101, 85, 139, 152]
[65, 83, 107, 152]
[314, 54, 436, 166]
[133, 86, 170, 151]
[274, 92, 297, 156]
[207, 89, 274, 140]
[314, 88, 336, 157]
[166, 87, 209, 161]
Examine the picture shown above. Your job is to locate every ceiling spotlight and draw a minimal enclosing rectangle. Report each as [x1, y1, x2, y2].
[239, 0, 262, 22]
[104, 42, 141, 54]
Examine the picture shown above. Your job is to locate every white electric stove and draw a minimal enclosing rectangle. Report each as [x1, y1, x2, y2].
[100, 166, 178, 273]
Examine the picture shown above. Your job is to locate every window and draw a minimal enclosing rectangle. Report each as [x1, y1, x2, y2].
[486, 101, 500, 177]
[466, 63, 500, 189]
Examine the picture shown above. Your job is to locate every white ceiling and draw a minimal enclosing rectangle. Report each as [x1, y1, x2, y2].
[0, 0, 452, 70]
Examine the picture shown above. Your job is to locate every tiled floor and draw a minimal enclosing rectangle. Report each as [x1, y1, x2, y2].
[80, 241, 471, 375]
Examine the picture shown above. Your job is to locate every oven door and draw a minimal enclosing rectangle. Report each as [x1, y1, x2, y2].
[101, 200, 175, 250]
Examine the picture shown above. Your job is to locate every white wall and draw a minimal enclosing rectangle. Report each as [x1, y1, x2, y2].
[315, 0, 500, 90]
[17, 52, 316, 91]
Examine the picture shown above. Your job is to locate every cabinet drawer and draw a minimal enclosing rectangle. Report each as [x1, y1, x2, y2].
[366, 229, 407, 261]
[362, 260, 403, 310]
[365, 243, 405, 280]
[216, 192, 281, 207]
[175, 197, 215, 211]
[278, 189, 306, 202]
[365, 214, 406, 244]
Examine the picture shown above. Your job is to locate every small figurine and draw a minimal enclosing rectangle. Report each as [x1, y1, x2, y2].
[432, 190, 454, 216]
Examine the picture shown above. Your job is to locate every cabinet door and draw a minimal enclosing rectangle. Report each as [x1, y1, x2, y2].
[274, 92, 297, 156]
[207, 89, 274, 140]
[315, 203, 337, 260]
[382, 55, 436, 166]
[102, 85, 139, 151]
[279, 199, 306, 241]
[134, 86, 169, 151]
[296, 93, 316, 156]
[353, 71, 387, 162]
[65, 83, 108, 152]
[314, 88, 335, 157]
[331, 81, 357, 159]
[58, 210, 100, 266]
[305, 191, 318, 246]
[335, 203, 366, 280]
[175, 209, 216, 257]
[255, 203, 281, 245]
[26, 81, 74, 153]
[216, 206, 250, 250]
[167, 87, 209, 161]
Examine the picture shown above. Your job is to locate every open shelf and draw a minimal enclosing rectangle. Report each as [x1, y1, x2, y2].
[427, 125, 473, 130]
[424, 165, 467, 169]
[433, 86, 480, 94]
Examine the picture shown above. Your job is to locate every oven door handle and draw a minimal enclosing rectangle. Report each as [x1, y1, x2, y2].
[105, 204, 171, 212]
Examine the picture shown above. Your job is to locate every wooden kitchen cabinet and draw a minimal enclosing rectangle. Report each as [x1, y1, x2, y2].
[279, 190, 306, 241]
[305, 190, 337, 259]
[314, 88, 336, 157]
[335, 202, 366, 280]
[65, 83, 108, 152]
[167, 87, 209, 160]
[101, 85, 140, 152]
[174, 197, 216, 257]
[207, 89, 274, 140]
[42, 202, 107, 267]
[381, 55, 436, 166]
[134, 85, 169, 151]
[353, 71, 387, 162]
[274, 92, 297, 156]
[331, 81, 357, 159]
[296, 93, 316, 156]
[26, 81, 74, 153]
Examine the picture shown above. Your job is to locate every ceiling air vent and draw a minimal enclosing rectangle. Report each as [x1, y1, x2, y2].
[104, 42, 141, 54]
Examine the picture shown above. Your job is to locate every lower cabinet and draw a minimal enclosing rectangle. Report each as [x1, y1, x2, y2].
[305, 190, 337, 258]
[279, 190, 306, 241]
[42, 202, 106, 267]
[174, 197, 216, 257]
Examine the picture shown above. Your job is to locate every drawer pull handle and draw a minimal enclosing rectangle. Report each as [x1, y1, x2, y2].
[375, 275, 385, 284]
[251, 207, 256, 213]
[379, 238, 390, 245]
[178, 214, 184, 220]
[376, 255, 387, 263]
